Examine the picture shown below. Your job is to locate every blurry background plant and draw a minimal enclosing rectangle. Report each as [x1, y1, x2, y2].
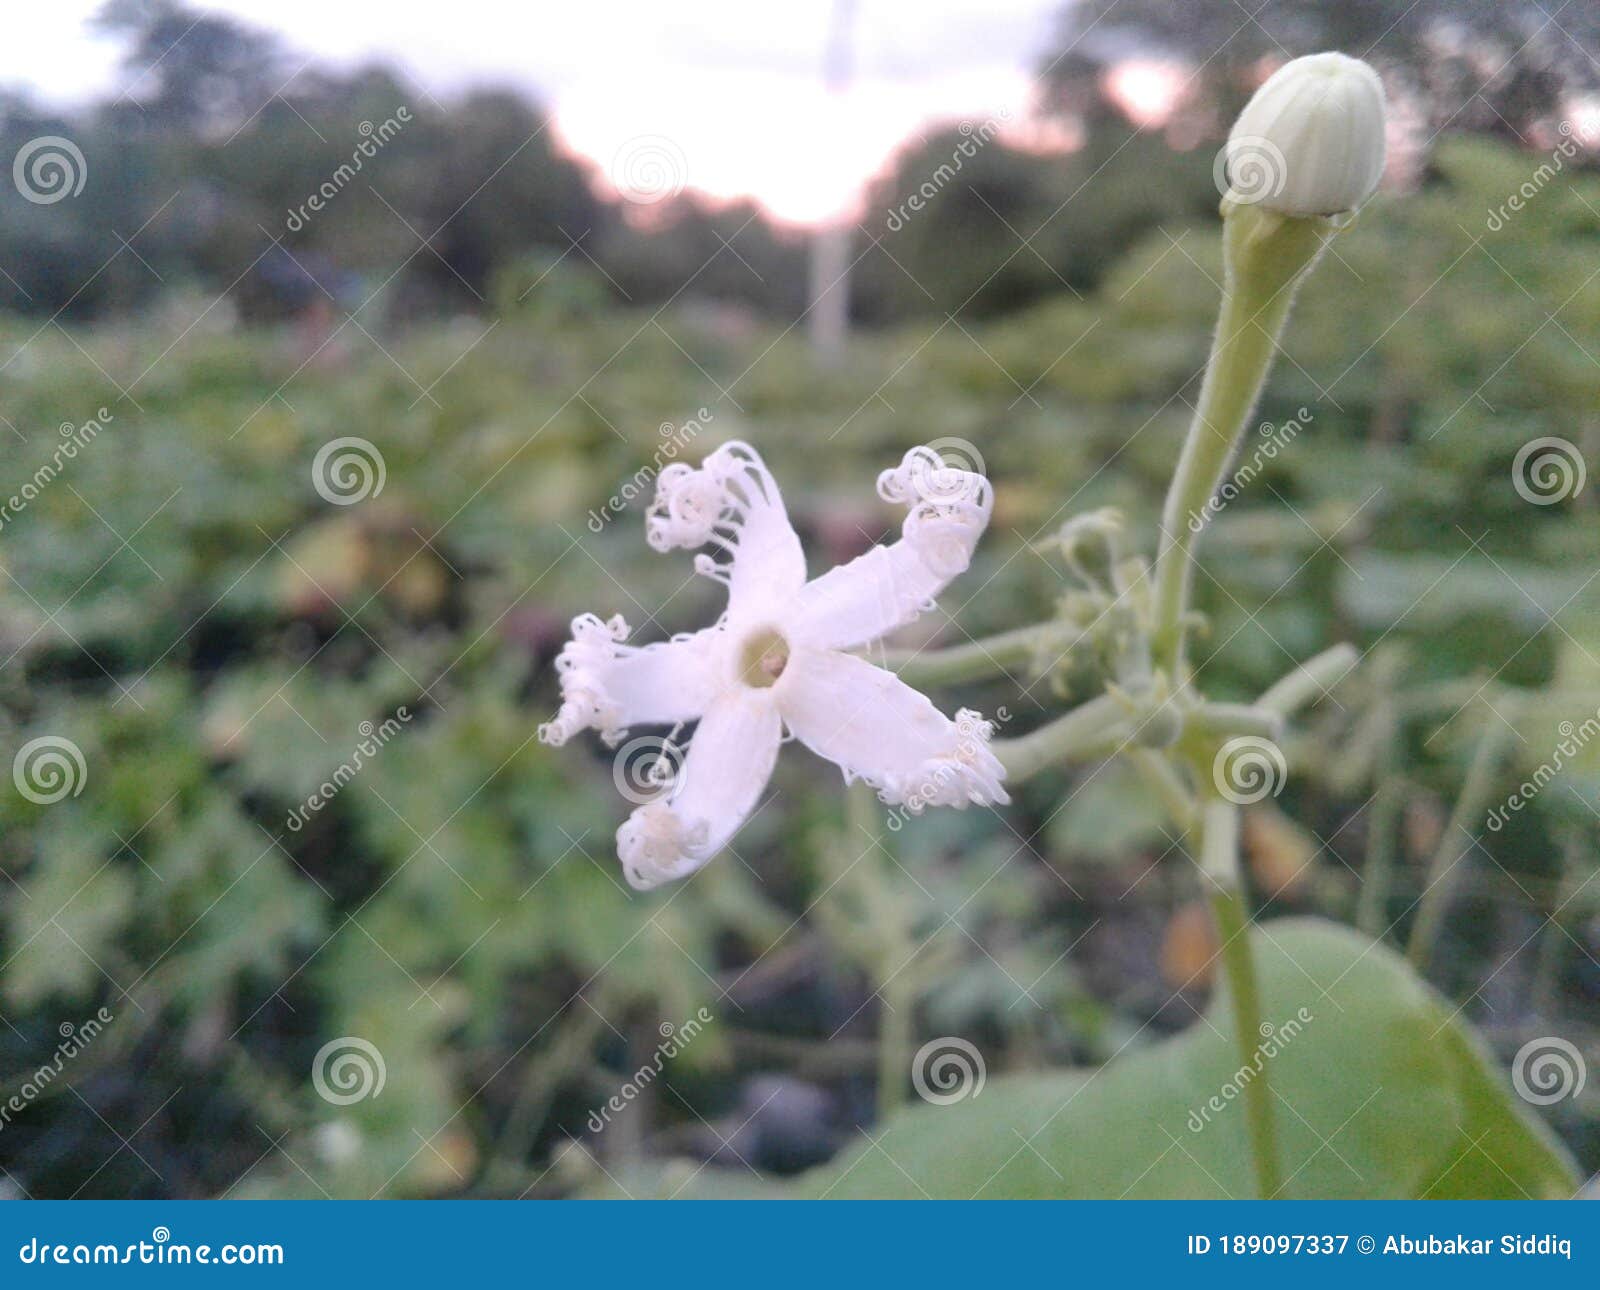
[0, 0, 1597, 1198]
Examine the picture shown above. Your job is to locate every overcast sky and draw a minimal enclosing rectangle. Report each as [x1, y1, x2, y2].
[3, 1, 1070, 222]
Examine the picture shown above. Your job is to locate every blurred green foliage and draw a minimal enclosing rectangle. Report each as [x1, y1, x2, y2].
[1, 130, 1598, 1197]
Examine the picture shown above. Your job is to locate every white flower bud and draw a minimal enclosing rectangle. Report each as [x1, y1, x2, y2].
[1221, 52, 1387, 217]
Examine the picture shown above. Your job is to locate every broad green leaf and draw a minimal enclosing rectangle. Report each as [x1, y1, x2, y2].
[793, 917, 1578, 1199]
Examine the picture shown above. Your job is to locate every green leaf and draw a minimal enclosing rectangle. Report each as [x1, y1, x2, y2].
[796, 917, 1578, 1199]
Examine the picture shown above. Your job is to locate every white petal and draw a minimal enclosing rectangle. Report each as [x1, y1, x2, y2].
[645, 441, 805, 619]
[789, 445, 992, 651]
[1227, 53, 1386, 216]
[538, 613, 726, 747]
[617, 689, 781, 889]
[778, 649, 1008, 810]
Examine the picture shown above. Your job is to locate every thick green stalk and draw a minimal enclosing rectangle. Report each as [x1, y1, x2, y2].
[1151, 207, 1331, 676]
[1197, 796, 1282, 1199]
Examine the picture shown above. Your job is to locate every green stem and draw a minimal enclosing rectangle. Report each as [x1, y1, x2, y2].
[991, 694, 1129, 781]
[1396, 680, 1600, 718]
[841, 784, 917, 1120]
[1256, 643, 1359, 719]
[1129, 747, 1197, 832]
[1407, 715, 1514, 974]
[1151, 207, 1331, 677]
[1198, 795, 1282, 1199]
[1357, 781, 1403, 942]
[877, 975, 913, 1122]
[1355, 694, 1402, 937]
[878, 619, 1086, 688]
[1532, 827, 1581, 1016]
[1188, 702, 1284, 742]
[478, 983, 617, 1193]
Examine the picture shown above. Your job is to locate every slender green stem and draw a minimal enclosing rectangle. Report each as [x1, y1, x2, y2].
[841, 784, 917, 1120]
[1407, 715, 1514, 973]
[878, 619, 1086, 688]
[1128, 747, 1197, 831]
[877, 975, 913, 1121]
[1188, 702, 1284, 742]
[1355, 691, 1402, 937]
[1143, 206, 1336, 1199]
[1395, 680, 1600, 719]
[1256, 643, 1359, 719]
[1356, 772, 1403, 939]
[1532, 827, 1581, 1016]
[1151, 207, 1331, 676]
[479, 982, 617, 1192]
[991, 694, 1128, 781]
[1197, 796, 1282, 1199]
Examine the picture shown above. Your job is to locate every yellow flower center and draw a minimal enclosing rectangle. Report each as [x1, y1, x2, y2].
[738, 628, 790, 688]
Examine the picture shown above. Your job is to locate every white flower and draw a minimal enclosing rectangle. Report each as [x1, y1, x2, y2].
[1224, 51, 1387, 217]
[541, 442, 1010, 890]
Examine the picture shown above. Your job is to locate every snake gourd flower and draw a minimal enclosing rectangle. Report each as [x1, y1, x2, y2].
[541, 442, 1009, 890]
